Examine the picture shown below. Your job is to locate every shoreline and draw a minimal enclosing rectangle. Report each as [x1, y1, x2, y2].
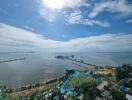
[6, 75, 66, 99]
[6, 75, 65, 94]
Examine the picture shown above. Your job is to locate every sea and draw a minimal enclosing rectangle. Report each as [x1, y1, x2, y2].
[0, 52, 132, 88]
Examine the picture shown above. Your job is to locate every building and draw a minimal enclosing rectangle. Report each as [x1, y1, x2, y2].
[126, 94, 132, 100]
[96, 68, 114, 76]
[97, 81, 108, 91]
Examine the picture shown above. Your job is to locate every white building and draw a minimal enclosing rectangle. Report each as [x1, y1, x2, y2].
[126, 94, 132, 100]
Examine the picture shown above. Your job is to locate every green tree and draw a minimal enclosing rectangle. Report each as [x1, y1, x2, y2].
[126, 80, 132, 88]
[111, 90, 127, 100]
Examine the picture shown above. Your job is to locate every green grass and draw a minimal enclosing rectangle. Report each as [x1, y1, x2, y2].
[65, 76, 96, 89]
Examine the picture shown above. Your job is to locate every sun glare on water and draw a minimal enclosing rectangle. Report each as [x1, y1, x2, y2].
[43, 0, 65, 9]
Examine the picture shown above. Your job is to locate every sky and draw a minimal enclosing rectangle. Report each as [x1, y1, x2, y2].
[0, 0, 132, 52]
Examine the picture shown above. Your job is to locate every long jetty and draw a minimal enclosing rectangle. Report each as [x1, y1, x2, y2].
[68, 58, 99, 67]
[56, 55, 100, 68]
[72, 62, 90, 70]
[0, 58, 26, 63]
[0, 51, 35, 54]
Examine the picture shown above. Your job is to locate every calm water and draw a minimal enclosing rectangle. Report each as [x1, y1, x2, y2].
[0, 52, 132, 88]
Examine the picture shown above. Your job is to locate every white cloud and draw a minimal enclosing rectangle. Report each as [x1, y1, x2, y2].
[38, 0, 88, 22]
[66, 33, 132, 52]
[38, 0, 111, 27]
[0, 23, 132, 52]
[65, 10, 111, 27]
[89, 0, 132, 18]
[125, 19, 132, 23]
[0, 23, 64, 50]
[38, 5, 57, 22]
[23, 25, 34, 31]
[41, 0, 87, 9]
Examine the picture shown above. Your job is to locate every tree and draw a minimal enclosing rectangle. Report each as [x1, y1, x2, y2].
[116, 68, 128, 81]
[116, 64, 132, 81]
[0, 86, 7, 100]
[111, 90, 127, 100]
[126, 80, 132, 88]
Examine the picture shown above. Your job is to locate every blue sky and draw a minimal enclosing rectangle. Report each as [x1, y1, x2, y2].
[0, 0, 132, 52]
